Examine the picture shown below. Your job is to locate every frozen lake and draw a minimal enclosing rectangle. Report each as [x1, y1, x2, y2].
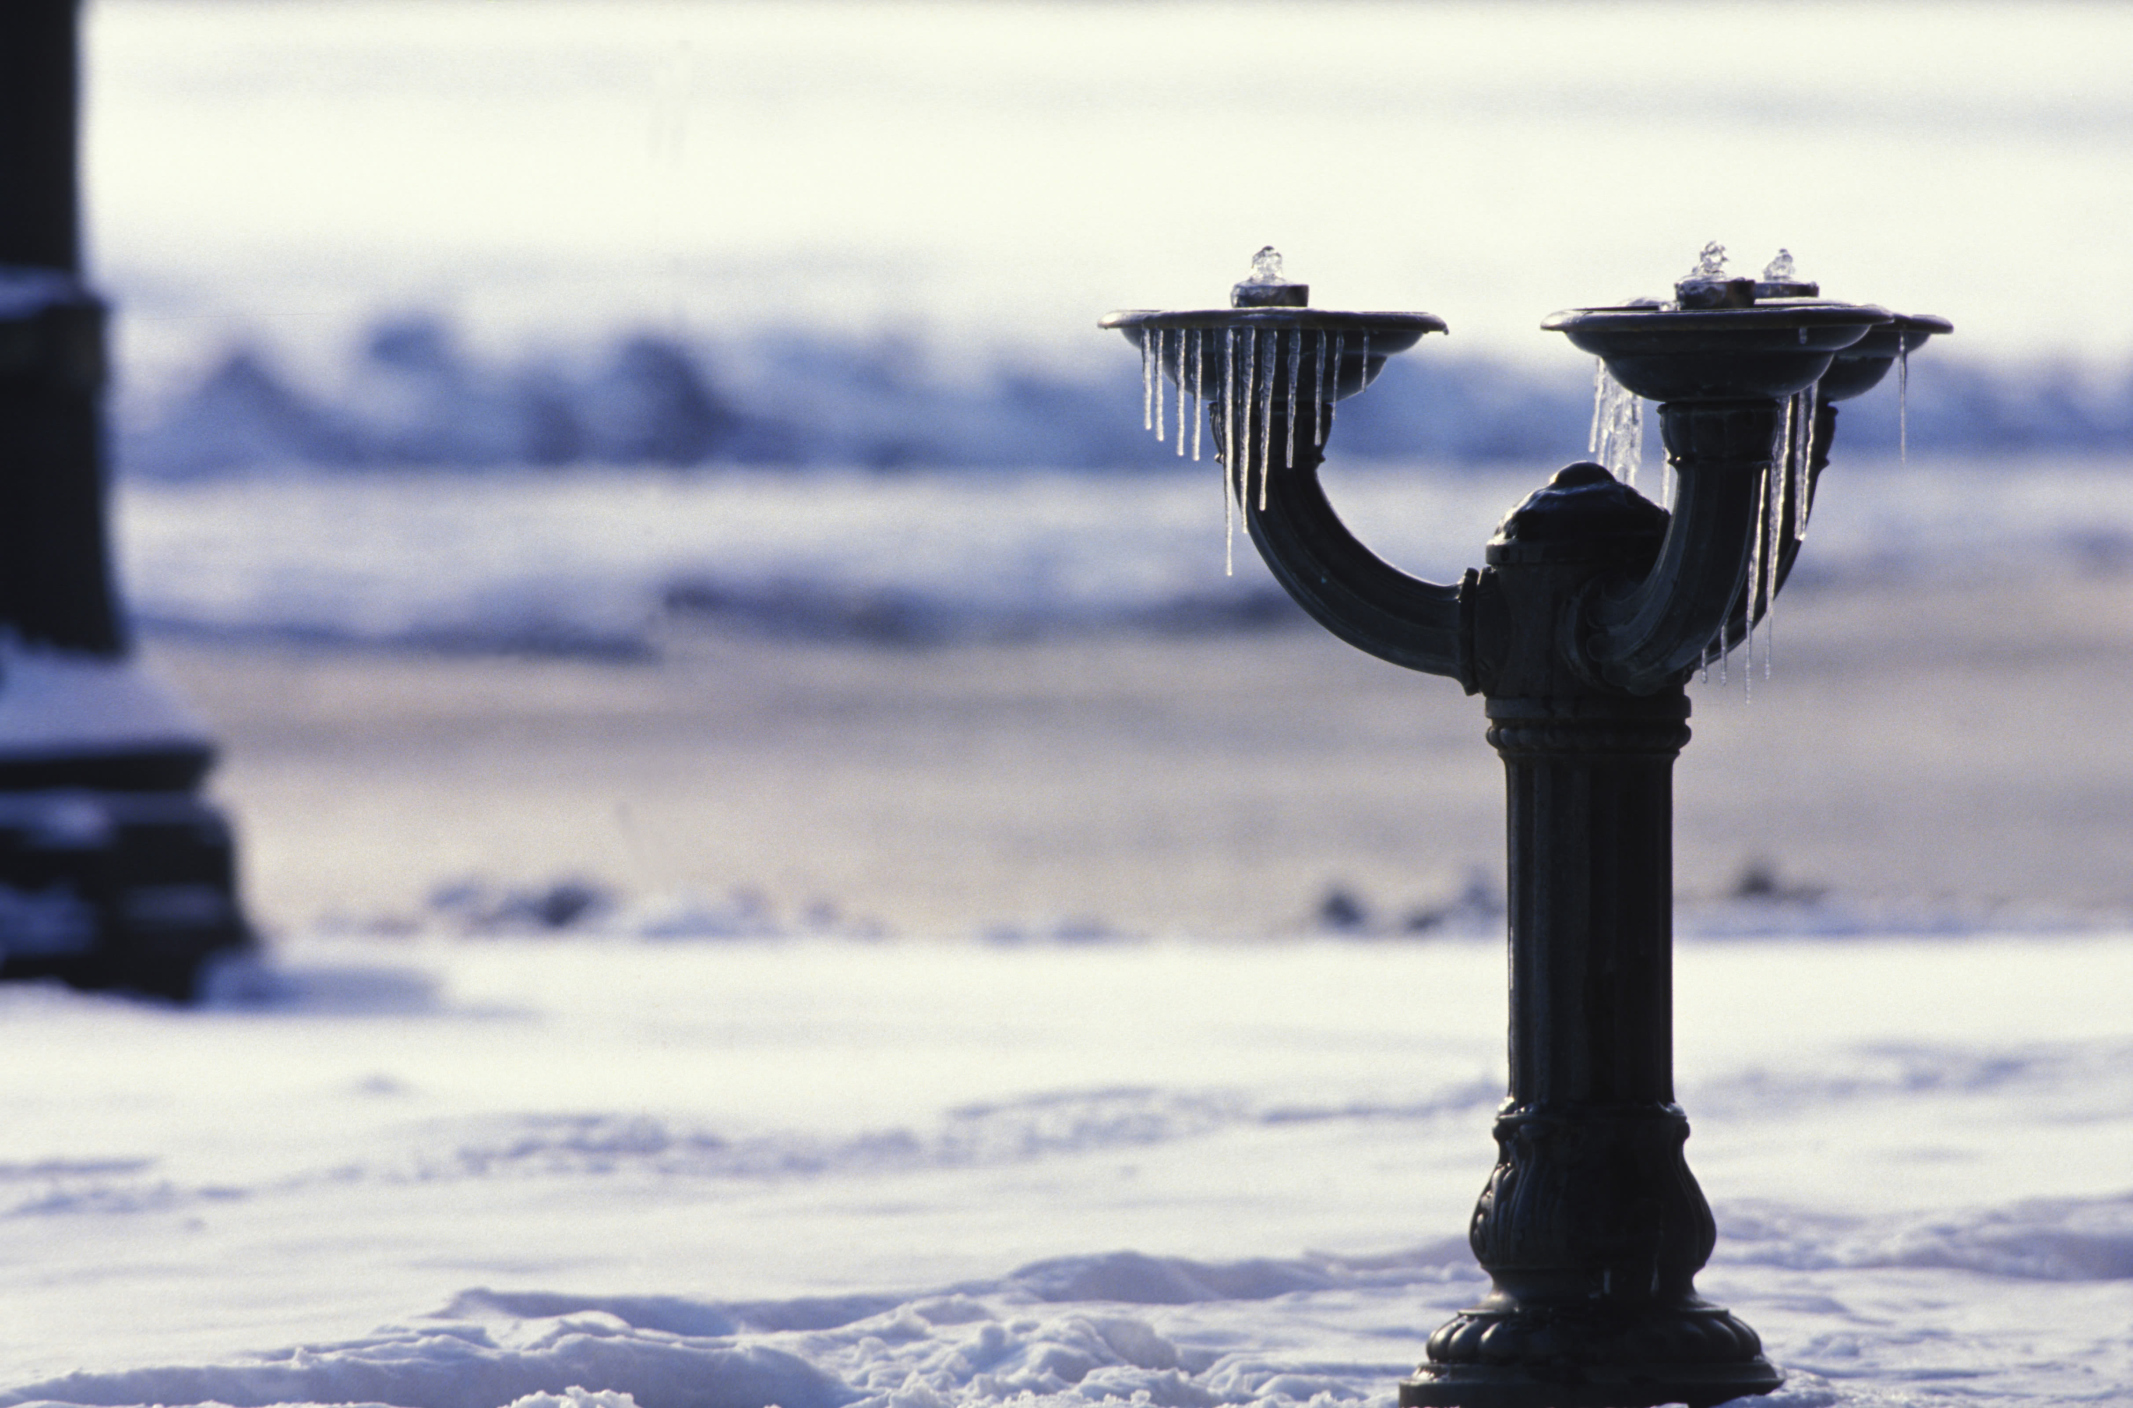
[111, 457, 2133, 655]
[2, 933, 2129, 1408]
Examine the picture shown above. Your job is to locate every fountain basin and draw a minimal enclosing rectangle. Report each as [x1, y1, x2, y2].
[1816, 312, 1954, 402]
[1100, 308, 1444, 403]
[1542, 302, 1889, 402]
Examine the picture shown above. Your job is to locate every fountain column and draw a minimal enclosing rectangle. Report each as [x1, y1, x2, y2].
[1388, 456, 1775, 1408]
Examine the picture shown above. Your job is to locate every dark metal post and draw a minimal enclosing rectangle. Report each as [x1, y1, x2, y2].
[0, 0, 82, 271]
[0, 0, 249, 997]
[0, 0, 125, 654]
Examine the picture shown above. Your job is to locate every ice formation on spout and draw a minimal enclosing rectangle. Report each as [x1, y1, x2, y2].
[1313, 335, 1328, 447]
[1245, 246, 1288, 285]
[1257, 330, 1276, 510]
[1761, 248, 1797, 283]
[1688, 241, 1727, 282]
[1141, 336, 1153, 432]
[1191, 331, 1205, 462]
[1706, 381, 1824, 697]
[1587, 359, 1643, 489]
[1153, 329, 1166, 444]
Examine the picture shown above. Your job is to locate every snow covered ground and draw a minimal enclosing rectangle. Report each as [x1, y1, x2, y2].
[3, 932, 2130, 1408]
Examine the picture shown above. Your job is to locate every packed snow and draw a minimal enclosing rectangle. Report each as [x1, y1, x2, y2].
[1, 933, 2129, 1408]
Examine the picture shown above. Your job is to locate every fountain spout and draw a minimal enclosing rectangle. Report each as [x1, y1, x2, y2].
[1542, 294, 1892, 692]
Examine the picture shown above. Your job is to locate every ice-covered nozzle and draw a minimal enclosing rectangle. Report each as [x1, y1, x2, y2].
[1675, 241, 1820, 307]
[1232, 245, 1308, 308]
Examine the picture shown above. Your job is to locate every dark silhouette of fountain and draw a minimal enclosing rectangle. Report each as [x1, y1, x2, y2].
[1104, 246, 1947, 1408]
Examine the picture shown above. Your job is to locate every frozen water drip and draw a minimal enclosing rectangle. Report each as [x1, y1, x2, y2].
[1258, 328, 1275, 510]
[1587, 359, 1644, 488]
[1141, 334, 1153, 432]
[1175, 331, 1190, 459]
[1764, 434, 1784, 677]
[1191, 330, 1205, 462]
[1791, 385, 1816, 541]
[1328, 334, 1344, 435]
[1242, 329, 1259, 513]
[1286, 329, 1301, 472]
[1224, 328, 1239, 576]
[1154, 329, 1166, 444]
[1314, 333, 1327, 447]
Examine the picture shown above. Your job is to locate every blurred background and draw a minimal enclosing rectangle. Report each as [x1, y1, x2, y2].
[77, 0, 2133, 941]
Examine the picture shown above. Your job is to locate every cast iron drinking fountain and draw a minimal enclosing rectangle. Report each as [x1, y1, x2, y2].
[1102, 245, 1949, 1408]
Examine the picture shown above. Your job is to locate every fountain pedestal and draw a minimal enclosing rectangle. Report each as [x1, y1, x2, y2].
[1403, 468, 1771, 1408]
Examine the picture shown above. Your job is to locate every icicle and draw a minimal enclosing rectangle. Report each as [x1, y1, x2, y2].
[1224, 329, 1239, 577]
[1245, 326, 1262, 507]
[1588, 359, 1644, 488]
[1898, 342, 1910, 465]
[1154, 329, 1166, 444]
[1222, 450, 1234, 577]
[1241, 328, 1259, 513]
[1175, 331, 1191, 458]
[1742, 462, 1772, 699]
[1191, 330, 1205, 462]
[1285, 329, 1301, 470]
[1776, 392, 1797, 531]
[1588, 359, 1607, 457]
[1141, 332, 1153, 431]
[1328, 333, 1344, 432]
[1358, 332, 1372, 393]
[1764, 439, 1784, 678]
[1792, 385, 1815, 541]
[1314, 331, 1328, 446]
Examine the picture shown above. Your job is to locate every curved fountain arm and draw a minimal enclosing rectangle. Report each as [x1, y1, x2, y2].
[1240, 429, 1473, 689]
[1580, 402, 1781, 694]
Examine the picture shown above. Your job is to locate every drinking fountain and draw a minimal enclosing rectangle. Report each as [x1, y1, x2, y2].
[1102, 245, 1948, 1408]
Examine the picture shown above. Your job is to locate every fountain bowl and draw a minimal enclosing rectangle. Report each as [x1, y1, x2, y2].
[1542, 301, 1890, 402]
[1100, 308, 1444, 403]
[1815, 312, 1954, 402]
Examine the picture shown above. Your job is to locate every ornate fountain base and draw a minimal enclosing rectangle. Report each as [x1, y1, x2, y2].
[1404, 1341, 1779, 1408]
